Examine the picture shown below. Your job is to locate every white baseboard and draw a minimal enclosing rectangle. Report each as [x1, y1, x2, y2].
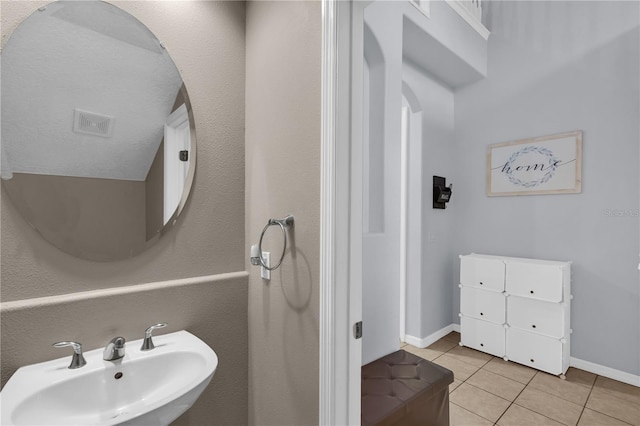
[406, 323, 639, 388]
[570, 357, 640, 388]
[404, 323, 460, 349]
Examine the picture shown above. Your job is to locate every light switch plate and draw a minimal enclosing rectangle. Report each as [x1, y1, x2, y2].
[261, 252, 270, 280]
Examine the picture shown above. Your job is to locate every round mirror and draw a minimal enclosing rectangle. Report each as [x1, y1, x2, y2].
[1, 1, 196, 261]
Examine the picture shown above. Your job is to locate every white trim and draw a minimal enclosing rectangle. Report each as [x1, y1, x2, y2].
[319, 0, 338, 423]
[403, 322, 640, 388]
[570, 357, 640, 388]
[319, 1, 366, 425]
[164, 104, 191, 225]
[445, 0, 490, 40]
[405, 323, 460, 348]
[345, 2, 367, 423]
[399, 107, 409, 342]
[0, 271, 249, 312]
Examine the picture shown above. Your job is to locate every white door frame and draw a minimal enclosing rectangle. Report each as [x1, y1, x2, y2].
[164, 103, 190, 225]
[399, 106, 410, 343]
[319, 1, 368, 424]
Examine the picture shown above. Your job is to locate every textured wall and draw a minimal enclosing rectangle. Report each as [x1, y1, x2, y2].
[3, 173, 147, 261]
[1, 273, 248, 426]
[245, 1, 321, 424]
[1, 0, 246, 300]
[1, 2, 248, 424]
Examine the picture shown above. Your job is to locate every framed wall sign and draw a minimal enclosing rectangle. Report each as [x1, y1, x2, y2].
[487, 131, 582, 196]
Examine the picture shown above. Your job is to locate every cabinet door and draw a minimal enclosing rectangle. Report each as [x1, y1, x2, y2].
[461, 316, 505, 357]
[506, 328, 563, 375]
[507, 296, 566, 339]
[460, 286, 506, 324]
[460, 255, 505, 292]
[505, 261, 565, 302]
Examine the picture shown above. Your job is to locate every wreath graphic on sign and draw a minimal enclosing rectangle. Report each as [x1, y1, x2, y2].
[504, 146, 559, 188]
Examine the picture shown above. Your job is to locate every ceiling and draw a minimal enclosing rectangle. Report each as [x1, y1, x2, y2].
[1, 1, 184, 181]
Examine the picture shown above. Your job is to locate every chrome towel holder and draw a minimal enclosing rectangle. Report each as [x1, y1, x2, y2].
[251, 215, 294, 271]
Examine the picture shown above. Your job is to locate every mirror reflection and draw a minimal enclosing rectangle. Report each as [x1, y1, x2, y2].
[1, 1, 196, 261]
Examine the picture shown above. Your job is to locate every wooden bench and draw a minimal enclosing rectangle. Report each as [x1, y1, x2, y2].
[362, 349, 454, 426]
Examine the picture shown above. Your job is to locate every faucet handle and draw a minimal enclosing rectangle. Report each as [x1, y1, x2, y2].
[53, 341, 87, 369]
[141, 323, 167, 351]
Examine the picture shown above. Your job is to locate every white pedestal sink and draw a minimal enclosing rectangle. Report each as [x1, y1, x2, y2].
[0, 330, 218, 425]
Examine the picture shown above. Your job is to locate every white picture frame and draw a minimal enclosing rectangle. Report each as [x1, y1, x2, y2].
[487, 131, 582, 196]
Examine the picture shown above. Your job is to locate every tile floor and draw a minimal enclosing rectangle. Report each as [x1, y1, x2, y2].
[401, 332, 640, 426]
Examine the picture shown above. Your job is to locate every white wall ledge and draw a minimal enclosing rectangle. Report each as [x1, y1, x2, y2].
[0, 271, 249, 312]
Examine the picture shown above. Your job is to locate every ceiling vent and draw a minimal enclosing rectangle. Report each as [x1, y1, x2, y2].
[73, 109, 115, 138]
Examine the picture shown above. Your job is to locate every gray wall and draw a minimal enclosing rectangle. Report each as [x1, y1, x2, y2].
[362, 1, 483, 356]
[1, 2, 249, 424]
[362, 1, 403, 365]
[453, 1, 640, 376]
[245, 1, 322, 425]
[1, 0, 246, 300]
[402, 62, 456, 341]
[4, 173, 147, 261]
[1, 274, 249, 426]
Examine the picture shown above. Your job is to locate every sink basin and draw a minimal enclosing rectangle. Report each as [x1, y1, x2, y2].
[0, 330, 218, 426]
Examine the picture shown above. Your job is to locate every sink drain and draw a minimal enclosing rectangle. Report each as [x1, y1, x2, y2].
[114, 372, 123, 380]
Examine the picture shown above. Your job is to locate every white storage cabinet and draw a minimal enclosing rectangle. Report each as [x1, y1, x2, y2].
[458, 253, 571, 377]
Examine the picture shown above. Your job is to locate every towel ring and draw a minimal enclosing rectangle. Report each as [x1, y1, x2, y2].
[258, 215, 294, 271]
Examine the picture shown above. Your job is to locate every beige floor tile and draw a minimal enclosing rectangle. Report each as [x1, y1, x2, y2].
[450, 402, 494, 426]
[449, 379, 464, 393]
[467, 368, 526, 401]
[443, 331, 461, 343]
[586, 387, 640, 426]
[528, 371, 592, 406]
[447, 345, 494, 368]
[515, 386, 583, 425]
[432, 353, 481, 381]
[482, 357, 537, 384]
[428, 338, 459, 352]
[497, 404, 564, 426]
[450, 382, 511, 423]
[565, 367, 597, 388]
[593, 376, 640, 406]
[402, 344, 444, 361]
[578, 408, 633, 426]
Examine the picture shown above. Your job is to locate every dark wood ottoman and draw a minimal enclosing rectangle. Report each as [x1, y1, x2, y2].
[362, 350, 454, 426]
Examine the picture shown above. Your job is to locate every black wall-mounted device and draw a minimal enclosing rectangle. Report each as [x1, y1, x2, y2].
[433, 176, 453, 209]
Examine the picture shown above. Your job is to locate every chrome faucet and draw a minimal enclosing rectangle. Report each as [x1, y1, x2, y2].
[103, 336, 126, 361]
[141, 323, 167, 351]
[53, 341, 87, 369]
